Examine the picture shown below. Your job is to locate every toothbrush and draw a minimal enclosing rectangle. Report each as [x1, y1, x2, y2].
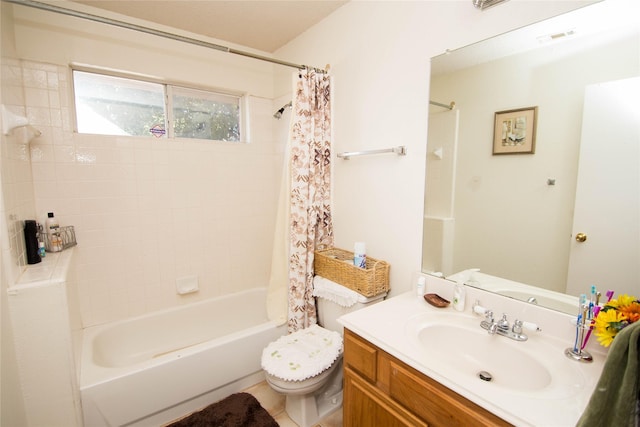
[606, 290, 614, 303]
[576, 305, 590, 352]
[573, 294, 587, 353]
[573, 312, 582, 351]
[574, 295, 586, 351]
[581, 305, 601, 350]
[589, 285, 596, 319]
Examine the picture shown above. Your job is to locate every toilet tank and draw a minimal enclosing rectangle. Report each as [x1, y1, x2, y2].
[317, 288, 386, 334]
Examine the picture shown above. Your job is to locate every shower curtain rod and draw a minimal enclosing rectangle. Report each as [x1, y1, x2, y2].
[430, 100, 456, 110]
[4, 0, 326, 74]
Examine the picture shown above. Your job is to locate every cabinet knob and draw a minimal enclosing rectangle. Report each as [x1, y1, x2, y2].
[575, 233, 587, 243]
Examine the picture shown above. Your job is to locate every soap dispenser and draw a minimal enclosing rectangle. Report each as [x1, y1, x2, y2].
[453, 281, 466, 311]
[416, 276, 426, 298]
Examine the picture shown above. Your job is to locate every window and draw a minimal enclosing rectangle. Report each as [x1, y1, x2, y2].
[73, 69, 245, 142]
[171, 86, 241, 142]
[74, 71, 166, 137]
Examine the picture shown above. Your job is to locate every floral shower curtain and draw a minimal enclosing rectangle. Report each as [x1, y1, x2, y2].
[287, 69, 334, 332]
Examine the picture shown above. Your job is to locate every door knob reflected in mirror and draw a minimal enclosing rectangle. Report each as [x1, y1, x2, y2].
[575, 233, 587, 243]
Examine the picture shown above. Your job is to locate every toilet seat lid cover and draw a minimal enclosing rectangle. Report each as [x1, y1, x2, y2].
[261, 324, 343, 381]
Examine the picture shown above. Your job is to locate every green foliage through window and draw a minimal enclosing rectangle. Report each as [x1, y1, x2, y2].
[172, 86, 240, 141]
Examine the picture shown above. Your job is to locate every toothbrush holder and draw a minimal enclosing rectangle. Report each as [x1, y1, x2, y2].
[564, 322, 593, 363]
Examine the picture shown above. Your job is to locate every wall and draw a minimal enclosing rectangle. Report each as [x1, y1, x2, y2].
[275, 0, 591, 297]
[1, 3, 31, 425]
[6, 3, 283, 327]
[429, 30, 639, 293]
[7, 250, 82, 427]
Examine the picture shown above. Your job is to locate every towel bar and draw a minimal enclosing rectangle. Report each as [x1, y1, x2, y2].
[337, 145, 406, 160]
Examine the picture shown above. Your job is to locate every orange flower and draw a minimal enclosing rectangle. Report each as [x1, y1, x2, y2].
[618, 300, 640, 323]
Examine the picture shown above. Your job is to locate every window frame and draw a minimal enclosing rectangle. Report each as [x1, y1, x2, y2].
[71, 65, 249, 143]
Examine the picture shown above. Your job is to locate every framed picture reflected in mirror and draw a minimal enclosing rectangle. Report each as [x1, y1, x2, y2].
[493, 106, 538, 155]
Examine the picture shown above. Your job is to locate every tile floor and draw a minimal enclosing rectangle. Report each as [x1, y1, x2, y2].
[244, 381, 343, 427]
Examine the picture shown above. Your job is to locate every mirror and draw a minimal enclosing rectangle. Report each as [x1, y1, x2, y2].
[423, 0, 640, 314]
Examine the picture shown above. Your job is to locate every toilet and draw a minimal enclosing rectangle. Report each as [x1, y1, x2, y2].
[261, 278, 386, 427]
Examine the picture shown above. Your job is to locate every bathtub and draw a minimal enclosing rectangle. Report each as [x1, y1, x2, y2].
[80, 288, 286, 427]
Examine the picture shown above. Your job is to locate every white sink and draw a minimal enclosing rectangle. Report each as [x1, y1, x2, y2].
[405, 312, 585, 399]
[415, 323, 551, 391]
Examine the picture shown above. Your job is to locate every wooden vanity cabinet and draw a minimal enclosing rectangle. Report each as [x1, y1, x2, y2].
[343, 328, 512, 427]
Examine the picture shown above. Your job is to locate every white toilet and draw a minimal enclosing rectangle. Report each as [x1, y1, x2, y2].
[261, 278, 386, 427]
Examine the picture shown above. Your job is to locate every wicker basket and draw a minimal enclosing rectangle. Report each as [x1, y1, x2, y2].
[314, 248, 390, 297]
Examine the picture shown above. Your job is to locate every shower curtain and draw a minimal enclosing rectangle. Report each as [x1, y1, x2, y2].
[267, 69, 333, 333]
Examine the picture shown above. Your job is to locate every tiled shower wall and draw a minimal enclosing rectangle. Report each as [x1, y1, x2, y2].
[4, 59, 283, 327]
[1, 58, 40, 285]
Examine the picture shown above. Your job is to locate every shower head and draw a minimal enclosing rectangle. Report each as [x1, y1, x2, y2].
[273, 108, 285, 119]
[473, 0, 508, 10]
[273, 101, 292, 119]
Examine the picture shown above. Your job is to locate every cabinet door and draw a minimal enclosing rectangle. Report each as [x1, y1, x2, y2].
[344, 329, 378, 382]
[387, 359, 510, 427]
[344, 367, 428, 427]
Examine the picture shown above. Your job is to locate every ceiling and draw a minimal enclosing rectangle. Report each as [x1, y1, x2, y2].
[431, 0, 639, 76]
[69, 0, 348, 53]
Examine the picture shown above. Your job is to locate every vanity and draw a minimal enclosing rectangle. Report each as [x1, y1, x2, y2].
[339, 275, 607, 427]
[344, 329, 510, 426]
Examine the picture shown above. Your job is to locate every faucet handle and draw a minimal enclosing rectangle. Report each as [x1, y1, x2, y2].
[512, 319, 523, 334]
[484, 310, 494, 323]
[472, 300, 490, 316]
[514, 319, 542, 333]
[522, 320, 542, 332]
[497, 314, 509, 329]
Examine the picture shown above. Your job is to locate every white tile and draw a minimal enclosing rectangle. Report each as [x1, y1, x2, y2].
[47, 71, 59, 90]
[22, 68, 48, 89]
[75, 146, 100, 164]
[48, 90, 61, 109]
[24, 87, 50, 108]
[54, 145, 77, 163]
[30, 144, 54, 162]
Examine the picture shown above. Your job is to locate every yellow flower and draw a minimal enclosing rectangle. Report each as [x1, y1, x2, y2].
[593, 294, 639, 347]
[594, 308, 625, 347]
[608, 294, 636, 309]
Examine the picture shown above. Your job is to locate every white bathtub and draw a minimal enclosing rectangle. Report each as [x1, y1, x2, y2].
[80, 288, 286, 427]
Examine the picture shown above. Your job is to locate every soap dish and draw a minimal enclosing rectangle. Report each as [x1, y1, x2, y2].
[424, 293, 450, 308]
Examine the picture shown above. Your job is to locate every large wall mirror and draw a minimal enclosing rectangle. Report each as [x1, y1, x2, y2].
[423, 0, 639, 314]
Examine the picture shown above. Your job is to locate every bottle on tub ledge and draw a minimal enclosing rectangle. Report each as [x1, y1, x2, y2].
[38, 241, 46, 258]
[354, 242, 366, 268]
[46, 212, 63, 252]
[24, 220, 42, 264]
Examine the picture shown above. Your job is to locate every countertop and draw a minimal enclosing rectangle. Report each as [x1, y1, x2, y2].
[338, 275, 607, 427]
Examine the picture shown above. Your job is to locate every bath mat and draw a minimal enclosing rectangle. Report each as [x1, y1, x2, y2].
[167, 392, 278, 427]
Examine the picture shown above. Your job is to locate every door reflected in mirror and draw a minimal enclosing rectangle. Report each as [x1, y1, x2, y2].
[423, 0, 640, 314]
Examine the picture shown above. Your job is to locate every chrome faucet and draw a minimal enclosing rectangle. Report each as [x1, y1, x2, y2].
[479, 309, 498, 334]
[473, 301, 540, 342]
